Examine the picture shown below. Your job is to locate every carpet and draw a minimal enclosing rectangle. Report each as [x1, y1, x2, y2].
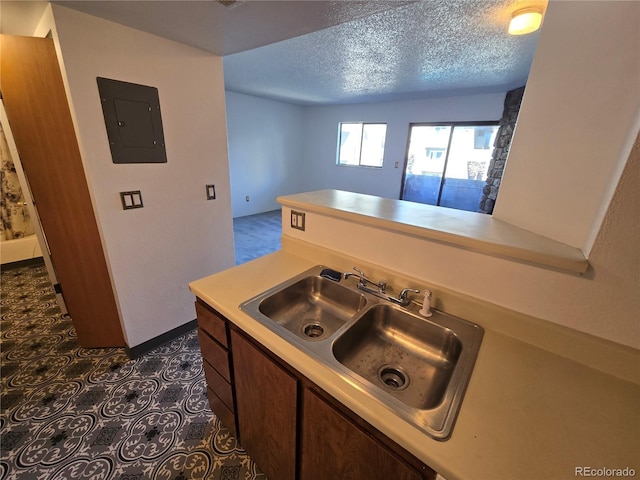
[233, 210, 281, 265]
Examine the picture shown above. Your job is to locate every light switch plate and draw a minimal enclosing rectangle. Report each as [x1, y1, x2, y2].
[206, 184, 216, 200]
[120, 190, 143, 210]
[291, 210, 305, 231]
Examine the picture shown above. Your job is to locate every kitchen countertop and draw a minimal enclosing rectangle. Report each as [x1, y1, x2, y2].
[189, 243, 639, 480]
[279, 190, 589, 274]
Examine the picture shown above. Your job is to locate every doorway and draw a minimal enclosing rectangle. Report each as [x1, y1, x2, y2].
[1, 101, 68, 315]
[1, 34, 124, 347]
[400, 123, 499, 212]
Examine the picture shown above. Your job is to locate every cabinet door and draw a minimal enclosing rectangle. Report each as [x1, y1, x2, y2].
[301, 388, 424, 480]
[231, 329, 297, 480]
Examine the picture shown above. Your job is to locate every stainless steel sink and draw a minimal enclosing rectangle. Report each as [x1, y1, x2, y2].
[333, 304, 462, 410]
[258, 275, 367, 341]
[239, 265, 483, 440]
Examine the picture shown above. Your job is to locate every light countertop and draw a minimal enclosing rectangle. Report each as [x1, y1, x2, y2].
[190, 244, 639, 480]
[279, 190, 589, 274]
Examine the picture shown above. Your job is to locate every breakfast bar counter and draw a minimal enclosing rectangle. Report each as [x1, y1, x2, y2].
[190, 239, 639, 480]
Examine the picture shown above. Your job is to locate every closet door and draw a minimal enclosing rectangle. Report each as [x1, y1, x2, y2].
[0, 34, 124, 347]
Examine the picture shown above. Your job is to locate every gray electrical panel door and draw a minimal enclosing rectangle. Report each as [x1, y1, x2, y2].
[97, 77, 167, 164]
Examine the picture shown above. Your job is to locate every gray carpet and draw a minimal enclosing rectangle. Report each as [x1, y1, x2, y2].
[0, 261, 264, 480]
[233, 210, 281, 265]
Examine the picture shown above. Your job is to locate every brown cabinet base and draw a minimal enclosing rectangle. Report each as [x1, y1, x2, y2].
[206, 388, 236, 436]
[301, 388, 428, 480]
[195, 297, 436, 480]
[231, 329, 297, 480]
[195, 300, 237, 436]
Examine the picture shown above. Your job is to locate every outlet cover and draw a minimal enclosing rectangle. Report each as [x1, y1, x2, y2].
[291, 210, 305, 231]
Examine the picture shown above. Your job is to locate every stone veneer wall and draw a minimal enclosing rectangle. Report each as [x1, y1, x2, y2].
[478, 86, 525, 214]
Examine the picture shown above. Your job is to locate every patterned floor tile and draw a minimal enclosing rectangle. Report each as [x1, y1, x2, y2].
[0, 262, 265, 479]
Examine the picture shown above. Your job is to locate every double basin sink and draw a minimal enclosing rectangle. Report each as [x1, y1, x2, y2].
[239, 265, 483, 440]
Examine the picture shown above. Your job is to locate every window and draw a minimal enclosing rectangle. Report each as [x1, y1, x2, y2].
[337, 122, 387, 167]
[401, 122, 499, 212]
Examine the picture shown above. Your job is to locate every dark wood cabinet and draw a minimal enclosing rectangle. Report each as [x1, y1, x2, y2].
[231, 329, 297, 480]
[300, 388, 425, 480]
[195, 297, 436, 480]
[195, 299, 237, 435]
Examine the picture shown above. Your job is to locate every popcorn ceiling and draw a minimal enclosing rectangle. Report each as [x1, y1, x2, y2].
[223, 0, 543, 105]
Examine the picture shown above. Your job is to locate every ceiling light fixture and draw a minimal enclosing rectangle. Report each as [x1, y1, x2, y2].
[508, 7, 543, 35]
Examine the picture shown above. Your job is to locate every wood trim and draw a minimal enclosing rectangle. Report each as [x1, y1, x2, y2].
[1, 35, 124, 347]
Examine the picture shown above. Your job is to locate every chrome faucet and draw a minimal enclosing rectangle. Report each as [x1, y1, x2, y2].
[343, 267, 419, 307]
[343, 267, 387, 293]
[397, 288, 421, 306]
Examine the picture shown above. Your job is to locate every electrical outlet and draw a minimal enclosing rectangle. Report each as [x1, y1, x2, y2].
[291, 210, 305, 231]
[245, 195, 250, 202]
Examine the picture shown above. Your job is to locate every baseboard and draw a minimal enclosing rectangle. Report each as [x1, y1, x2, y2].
[126, 319, 197, 359]
[1, 257, 45, 270]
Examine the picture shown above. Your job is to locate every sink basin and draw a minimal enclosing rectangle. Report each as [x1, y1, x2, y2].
[258, 275, 367, 341]
[333, 304, 461, 409]
[239, 265, 483, 440]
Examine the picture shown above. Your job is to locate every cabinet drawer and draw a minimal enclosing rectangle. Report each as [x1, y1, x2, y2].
[197, 328, 231, 382]
[195, 300, 228, 347]
[203, 359, 234, 411]
[207, 388, 237, 436]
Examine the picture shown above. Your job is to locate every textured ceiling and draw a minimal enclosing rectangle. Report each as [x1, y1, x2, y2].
[51, 0, 409, 55]
[1, 0, 545, 106]
[224, 0, 544, 105]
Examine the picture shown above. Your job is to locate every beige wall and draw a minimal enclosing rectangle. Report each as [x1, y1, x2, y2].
[32, 1, 639, 348]
[281, 1, 640, 348]
[494, 0, 640, 253]
[43, 5, 235, 347]
[282, 132, 638, 349]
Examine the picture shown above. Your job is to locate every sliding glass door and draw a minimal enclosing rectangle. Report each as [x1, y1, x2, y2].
[401, 123, 499, 212]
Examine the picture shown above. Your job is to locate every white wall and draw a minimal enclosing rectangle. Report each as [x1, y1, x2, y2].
[300, 94, 505, 198]
[38, 0, 638, 348]
[283, 134, 639, 349]
[226, 91, 305, 217]
[226, 1, 640, 259]
[493, 0, 640, 253]
[45, 5, 235, 348]
[279, 0, 640, 348]
[225, 92, 504, 215]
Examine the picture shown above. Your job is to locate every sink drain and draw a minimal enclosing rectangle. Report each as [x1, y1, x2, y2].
[302, 322, 325, 339]
[378, 365, 410, 390]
